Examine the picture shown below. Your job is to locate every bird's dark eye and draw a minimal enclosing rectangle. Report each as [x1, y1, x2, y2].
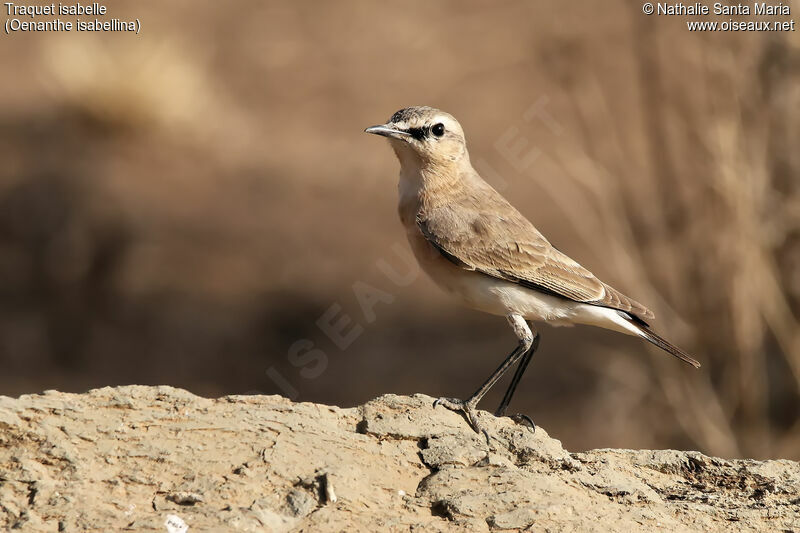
[431, 123, 445, 137]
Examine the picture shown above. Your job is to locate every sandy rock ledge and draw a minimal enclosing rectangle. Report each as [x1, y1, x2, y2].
[0, 386, 798, 532]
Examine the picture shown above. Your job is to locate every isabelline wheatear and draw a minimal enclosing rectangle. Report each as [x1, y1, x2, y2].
[365, 106, 700, 437]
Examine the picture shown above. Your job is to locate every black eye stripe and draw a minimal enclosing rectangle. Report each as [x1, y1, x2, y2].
[405, 123, 445, 140]
[407, 126, 428, 140]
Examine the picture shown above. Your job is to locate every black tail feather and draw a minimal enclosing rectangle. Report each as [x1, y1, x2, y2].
[624, 316, 701, 368]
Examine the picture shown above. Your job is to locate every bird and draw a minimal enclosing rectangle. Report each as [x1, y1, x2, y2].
[365, 106, 700, 438]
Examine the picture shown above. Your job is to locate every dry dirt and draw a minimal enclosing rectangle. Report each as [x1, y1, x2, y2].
[0, 386, 798, 532]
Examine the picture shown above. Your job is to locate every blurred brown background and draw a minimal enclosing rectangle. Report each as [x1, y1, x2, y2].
[1, 1, 798, 460]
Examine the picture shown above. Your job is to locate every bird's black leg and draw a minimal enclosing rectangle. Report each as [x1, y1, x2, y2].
[433, 315, 533, 441]
[495, 328, 539, 430]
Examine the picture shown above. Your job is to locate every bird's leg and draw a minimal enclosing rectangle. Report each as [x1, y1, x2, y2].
[434, 315, 533, 440]
[495, 326, 539, 430]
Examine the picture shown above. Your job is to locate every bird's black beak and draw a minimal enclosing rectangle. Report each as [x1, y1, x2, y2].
[364, 124, 411, 140]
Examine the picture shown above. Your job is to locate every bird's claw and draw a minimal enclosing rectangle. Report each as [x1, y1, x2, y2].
[432, 397, 463, 410]
[433, 397, 490, 443]
[507, 413, 536, 433]
[495, 407, 536, 433]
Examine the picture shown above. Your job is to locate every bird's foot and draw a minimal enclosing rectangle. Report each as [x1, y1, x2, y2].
[494, 408, 536, 433]
[433, 397, 490, 444]
[507, 413, 536, 432]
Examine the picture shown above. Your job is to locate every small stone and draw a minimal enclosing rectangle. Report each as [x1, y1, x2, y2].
[166, 492, 204, 505]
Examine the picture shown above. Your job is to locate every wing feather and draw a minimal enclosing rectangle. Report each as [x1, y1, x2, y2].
[417, 198, 654, 322]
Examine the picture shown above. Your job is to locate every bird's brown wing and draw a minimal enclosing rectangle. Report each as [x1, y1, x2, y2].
[417, 200, 655, 322]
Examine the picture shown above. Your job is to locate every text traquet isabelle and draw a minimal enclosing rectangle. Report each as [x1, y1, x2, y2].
[5, 2, 106, 16]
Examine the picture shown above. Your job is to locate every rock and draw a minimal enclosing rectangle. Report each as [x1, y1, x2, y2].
[0, 386, 797, 531]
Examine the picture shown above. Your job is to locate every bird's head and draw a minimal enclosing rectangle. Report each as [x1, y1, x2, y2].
[365, 106, 469, 168]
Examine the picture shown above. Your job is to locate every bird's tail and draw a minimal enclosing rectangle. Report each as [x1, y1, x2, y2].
[625, 317, 701, 368]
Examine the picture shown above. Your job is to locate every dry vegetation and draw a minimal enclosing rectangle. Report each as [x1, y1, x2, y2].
[0, 2, 797, 459]
[541, 29, 800, 459]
